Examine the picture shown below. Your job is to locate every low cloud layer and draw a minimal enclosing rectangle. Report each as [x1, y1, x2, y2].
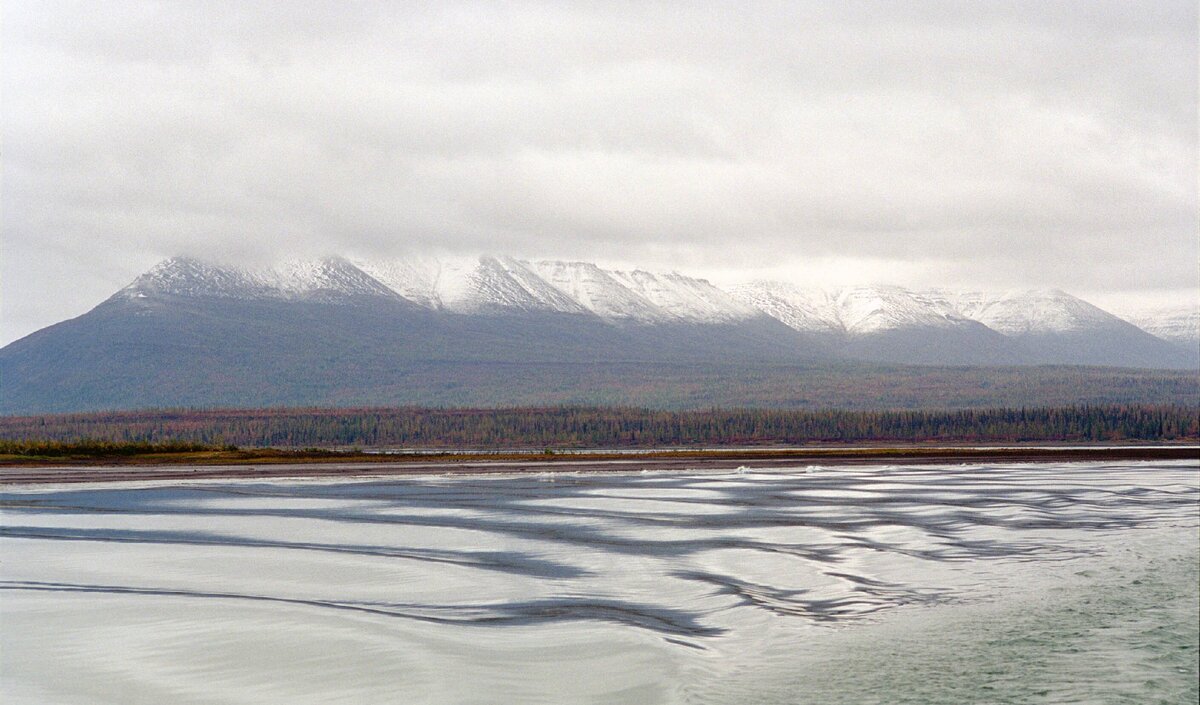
[3, 1, 1197, 343]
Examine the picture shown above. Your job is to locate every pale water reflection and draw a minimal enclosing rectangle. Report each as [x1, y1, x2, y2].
[2, 462, 1197, 703]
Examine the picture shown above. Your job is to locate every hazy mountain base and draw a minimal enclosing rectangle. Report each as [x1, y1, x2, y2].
[2, 296, 1196, 414]
[3, 357, 1197, 415]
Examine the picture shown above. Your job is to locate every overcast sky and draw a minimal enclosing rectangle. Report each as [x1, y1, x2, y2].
[3, 1, 1197, 344]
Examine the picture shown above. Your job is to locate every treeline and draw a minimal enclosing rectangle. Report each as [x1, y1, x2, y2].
[1, 405, 1196, 448]
[0, 439, 221, 457]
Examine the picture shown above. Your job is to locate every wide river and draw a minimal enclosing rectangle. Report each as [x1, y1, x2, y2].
[2, 461, 1197, 704]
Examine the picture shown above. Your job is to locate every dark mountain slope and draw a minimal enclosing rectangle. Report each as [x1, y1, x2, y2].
[3, 292, 1197, 412]
[0, 290, 829, 413]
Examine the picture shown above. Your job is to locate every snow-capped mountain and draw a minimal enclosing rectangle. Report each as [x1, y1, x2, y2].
[120, 256, 404, 304]
[111, 254, 1194, 359]
[727, 283, 1016, 365]
[528, 261, 674, 323]
[727, 282, 841, 334]
[730, 284, 977, 335]
[1115, 305, 1200, 368]
[1118, 306, 1200, 346]
[4, 253, 1193, 413]
[916, 288, 1184, 367]
[113, 254, 1193, 348]
[605, 269, 760, 323]
[727, 283, 1186, 367]
[452, 256, 588, 314]
[118, 257, 265, 300]
[359, 256, 591, 314]
[929, 288, 1130, 336]
[833, 286, 970, 334]
[356, 255, 759, 323]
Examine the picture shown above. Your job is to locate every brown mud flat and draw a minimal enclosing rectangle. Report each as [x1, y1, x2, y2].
[1, 446, 1196, 485]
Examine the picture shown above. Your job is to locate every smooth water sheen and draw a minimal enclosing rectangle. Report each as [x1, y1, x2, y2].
[2, 461, 1197, 704]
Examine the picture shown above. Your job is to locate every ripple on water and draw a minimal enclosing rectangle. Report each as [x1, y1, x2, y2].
[1, 461, 1197, 704]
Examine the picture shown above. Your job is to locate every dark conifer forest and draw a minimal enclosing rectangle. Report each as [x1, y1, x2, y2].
[1, 404, 1195, 449]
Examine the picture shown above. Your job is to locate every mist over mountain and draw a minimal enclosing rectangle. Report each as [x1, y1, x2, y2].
[1, 254, 1195, 413]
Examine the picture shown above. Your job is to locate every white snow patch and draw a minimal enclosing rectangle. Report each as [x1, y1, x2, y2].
[120, 255, 1163, 341]
[929, 288, 1124, 335]
[605, 269, 759, 323]
[1116, 305, 1200, 344]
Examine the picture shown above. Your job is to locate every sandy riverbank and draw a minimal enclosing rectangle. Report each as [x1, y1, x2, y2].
[1, 446, 1195, 485]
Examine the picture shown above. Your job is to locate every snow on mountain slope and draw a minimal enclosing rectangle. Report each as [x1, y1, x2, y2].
[119, 257, 266, 300]
[728, 282, 841, 333]
[832, 286, 968, 334]
[605, 269, 759, 323]
[933, 288, 1128, 335]
[731, 283, 973, 335]
[357, 256, 589, 314]
[119, 255, 1179, 352]
[355, 256, 479, 309]
[358, 256, 757, 323]
[250, 257, 401, 301]
[530, 260, 672, 322]
[470, 256, 589, 314]
[1118, 306, 1200, 344]
[118, 256, 402, 304]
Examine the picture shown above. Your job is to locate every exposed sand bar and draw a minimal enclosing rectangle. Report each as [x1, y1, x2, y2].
[1, 446, 1195, 485]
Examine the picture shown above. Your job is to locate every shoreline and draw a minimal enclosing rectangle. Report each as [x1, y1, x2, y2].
[1, 446, 1195, 485]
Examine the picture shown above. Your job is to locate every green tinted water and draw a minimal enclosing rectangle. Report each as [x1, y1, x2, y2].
[746, 528, 1199, 704]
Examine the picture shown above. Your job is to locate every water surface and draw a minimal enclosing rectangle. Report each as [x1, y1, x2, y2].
[2, 461, 1197, 703]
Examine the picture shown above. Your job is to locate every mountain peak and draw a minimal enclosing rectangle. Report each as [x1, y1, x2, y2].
[830, 285, 967, 334]
[951, 288, 1127, 335]
[1116, 305, 1200, 345]
[247, 256, 400, 301]
[119, 257, 260, 300]
[115, 256, 404, 305]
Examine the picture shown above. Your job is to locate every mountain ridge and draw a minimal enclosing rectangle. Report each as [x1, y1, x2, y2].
[2, 253, 1195, 414]
[103, 254, 1196, 352]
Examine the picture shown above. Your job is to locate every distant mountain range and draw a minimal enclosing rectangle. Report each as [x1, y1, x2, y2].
[113, 254, 1199, 365]
[1117, 306, 1200, 359]
[1, 255, 1196, 413]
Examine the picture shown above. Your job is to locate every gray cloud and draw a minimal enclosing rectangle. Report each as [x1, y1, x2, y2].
[3, 0, 1196, 343]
